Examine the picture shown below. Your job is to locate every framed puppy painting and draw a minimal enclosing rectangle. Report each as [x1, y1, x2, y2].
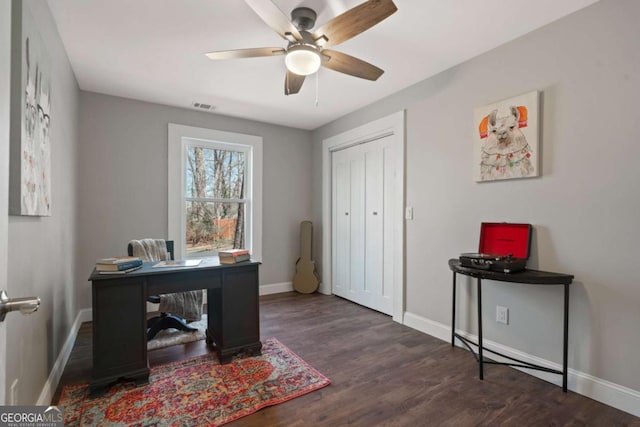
[473, 91, 539, 182]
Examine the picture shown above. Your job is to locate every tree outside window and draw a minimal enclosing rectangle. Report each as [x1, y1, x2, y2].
[185, 144, 247, 256]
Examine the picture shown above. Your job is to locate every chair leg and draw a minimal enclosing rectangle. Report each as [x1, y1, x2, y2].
[147, 313, 198, 341]
[147, 317, 164, 341]
[163, 314, 198, 332]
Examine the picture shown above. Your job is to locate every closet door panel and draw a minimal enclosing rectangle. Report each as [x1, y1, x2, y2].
[348, 148, 366, 296]
[332, 149, 350, 297]
[381, 143, 396, 310]
[364, 142, 384, 309]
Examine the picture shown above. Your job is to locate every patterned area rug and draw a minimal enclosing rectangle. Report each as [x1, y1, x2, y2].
[59, 338, 330, 426]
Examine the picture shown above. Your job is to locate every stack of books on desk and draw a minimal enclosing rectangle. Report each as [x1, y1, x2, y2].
[218, 249, 250, 264]
[95, 256, 143, 274]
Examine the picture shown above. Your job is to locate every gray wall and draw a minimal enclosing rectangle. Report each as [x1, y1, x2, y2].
[312, 0, 640, 392]
[76, 92, 313, 309]
[5, 0, 80, 404]
[0, 0, 12, 406]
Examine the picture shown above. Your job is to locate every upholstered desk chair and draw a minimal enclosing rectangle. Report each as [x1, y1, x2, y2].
[127, 239, 203, 340]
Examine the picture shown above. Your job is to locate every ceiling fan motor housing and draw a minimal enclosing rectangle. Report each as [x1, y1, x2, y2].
[291, 7, 317, 31]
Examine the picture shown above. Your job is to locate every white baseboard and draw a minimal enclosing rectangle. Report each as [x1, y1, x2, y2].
[318, 282, 330, 295]
[402, 311, 640, 418]
[37, 308, 92, 405]
[403, 312, 451, 343]
[79, 309, 92, 323]
[259, 282, 293, 296]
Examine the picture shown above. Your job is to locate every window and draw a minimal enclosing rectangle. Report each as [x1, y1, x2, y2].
[168, 124, 262, 260]
[185, 141, 247, 256]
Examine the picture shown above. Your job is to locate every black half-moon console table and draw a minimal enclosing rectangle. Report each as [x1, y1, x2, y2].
[448, 259, 574, 392]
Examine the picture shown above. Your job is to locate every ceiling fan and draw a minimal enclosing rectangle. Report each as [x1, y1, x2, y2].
[205, 0, 398, 95]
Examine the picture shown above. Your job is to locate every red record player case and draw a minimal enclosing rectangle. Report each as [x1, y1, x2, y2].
[460, 223, 532, 272]
[478, 222, 531, 258]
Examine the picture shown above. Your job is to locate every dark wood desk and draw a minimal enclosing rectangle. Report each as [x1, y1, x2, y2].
[449, 259, 574, 391]
[89, 259, 261, 395]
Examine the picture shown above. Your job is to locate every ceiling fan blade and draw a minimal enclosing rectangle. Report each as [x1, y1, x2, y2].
[322, 49, 384, 81]
[312, 0, 397, 48]
[285, 71, 305, 95]
[205, 47, 285, 60]
[245, 0, 302, 42]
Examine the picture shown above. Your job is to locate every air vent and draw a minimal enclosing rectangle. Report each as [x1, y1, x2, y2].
[192, 102, 214, 111]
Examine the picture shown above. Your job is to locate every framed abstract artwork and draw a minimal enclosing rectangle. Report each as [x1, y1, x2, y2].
[473, 91, 539, 182]
[9, 0, 52, 216]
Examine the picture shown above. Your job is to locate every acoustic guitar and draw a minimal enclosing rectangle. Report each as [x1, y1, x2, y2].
[293, 221, 320, 294]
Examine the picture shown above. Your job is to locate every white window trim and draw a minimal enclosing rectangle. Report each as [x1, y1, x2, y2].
[168, 123, 263, 261]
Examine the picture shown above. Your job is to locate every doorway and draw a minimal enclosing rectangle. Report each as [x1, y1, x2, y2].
[322, 111, 405, 322]
[331, 135, 396, 314]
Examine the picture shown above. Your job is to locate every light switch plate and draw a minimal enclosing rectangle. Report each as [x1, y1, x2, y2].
[405, 206, 413, 220]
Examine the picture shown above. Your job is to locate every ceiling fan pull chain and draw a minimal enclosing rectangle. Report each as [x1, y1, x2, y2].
[315, 71, 319, 107]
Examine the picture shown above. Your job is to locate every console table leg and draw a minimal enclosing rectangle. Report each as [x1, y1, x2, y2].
[451, 272, 457, 346]
[563, 283, 570, 392]
[477, 277, 484, 380]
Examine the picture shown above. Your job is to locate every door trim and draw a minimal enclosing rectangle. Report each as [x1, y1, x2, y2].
[322, 111, 405, 323]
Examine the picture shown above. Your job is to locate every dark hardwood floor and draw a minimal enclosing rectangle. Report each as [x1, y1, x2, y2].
[53, 292, 639, 426]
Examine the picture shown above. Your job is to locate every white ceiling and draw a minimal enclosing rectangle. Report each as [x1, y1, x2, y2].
[48, 0, 598, 130]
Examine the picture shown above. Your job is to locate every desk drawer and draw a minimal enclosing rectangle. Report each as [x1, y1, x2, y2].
[146, 269, 222, 295]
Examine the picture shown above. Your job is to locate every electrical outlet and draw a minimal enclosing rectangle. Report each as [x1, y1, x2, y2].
[10, 379, 18, 405]
[496, 306, 509, 325]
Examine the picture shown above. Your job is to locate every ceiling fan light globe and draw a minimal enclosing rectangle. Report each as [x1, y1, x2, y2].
[285, 47, 321, 76]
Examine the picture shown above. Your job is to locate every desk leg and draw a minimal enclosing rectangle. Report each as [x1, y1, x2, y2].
[477, 277, 484, 380]
[451, 272, 456, 346]
[563, 283, 570, 392]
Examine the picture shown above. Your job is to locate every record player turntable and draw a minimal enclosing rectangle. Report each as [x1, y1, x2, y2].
[459, 223, 532, 273]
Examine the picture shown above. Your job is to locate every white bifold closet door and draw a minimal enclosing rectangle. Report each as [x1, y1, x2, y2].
[332, 135, 395, 315]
